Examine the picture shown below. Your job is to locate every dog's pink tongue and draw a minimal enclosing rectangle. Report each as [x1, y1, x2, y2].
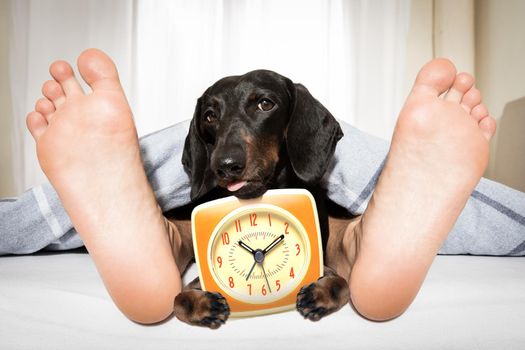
[227, 181, 247, 192]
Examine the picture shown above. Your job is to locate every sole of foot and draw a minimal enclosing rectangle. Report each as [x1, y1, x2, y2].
[348, 58, 495, 321]
[27, 49, 181, 324]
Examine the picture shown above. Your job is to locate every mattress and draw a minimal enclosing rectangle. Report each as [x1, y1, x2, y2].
[1, 251, 524, 350]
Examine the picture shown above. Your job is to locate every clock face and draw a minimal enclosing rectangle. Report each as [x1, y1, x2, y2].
[207, 204, 311, 304]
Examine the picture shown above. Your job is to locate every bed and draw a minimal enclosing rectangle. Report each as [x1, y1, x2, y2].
[1, 251, 524, 349]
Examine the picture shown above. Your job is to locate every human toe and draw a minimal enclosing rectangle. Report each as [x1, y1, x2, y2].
[49, 60, 84, 97]
[77, 48, 122, 91]
[26, 111, 48, 140]
[461, 87, 482, 113]
[42, 80, 65, 107]
[479, 116, 496, 141]
[412, 58, 457, 97]
[444, 72, 474, 103]
[35, 98, 55, 121]
[471, 103, 489, 122]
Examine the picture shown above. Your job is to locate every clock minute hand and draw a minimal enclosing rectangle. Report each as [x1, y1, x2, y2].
[262, 234, 285, 255]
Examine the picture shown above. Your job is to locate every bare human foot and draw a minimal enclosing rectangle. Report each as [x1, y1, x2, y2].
[347, 59, 496, 320]
[26, 49, 181, 323]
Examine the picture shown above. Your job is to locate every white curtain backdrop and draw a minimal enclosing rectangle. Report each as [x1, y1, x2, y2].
[8, 0, 135, 194]
[7, 0, 410, 194]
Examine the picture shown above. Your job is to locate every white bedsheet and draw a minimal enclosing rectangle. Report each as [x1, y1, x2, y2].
[1, 252, 524, 350]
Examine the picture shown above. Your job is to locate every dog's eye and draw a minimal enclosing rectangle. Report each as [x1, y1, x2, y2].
[204, 110, 218, 123]
[257, 99, 275, 112]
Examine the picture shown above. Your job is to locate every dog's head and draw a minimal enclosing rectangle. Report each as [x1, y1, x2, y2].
[182, 70, 343, 201]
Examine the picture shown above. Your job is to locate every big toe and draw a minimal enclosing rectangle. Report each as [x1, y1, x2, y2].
[77, 48, 123, 92]
[412, 58, 457, 97]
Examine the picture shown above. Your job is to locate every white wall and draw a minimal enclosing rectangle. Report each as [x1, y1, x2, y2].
[476, 0, 525, 191]
[0, 0, 16, 197]
[403, 0, 433, 96]
[404, 0, 525, 192]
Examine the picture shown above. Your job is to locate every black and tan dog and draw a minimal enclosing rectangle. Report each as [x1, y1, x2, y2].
[167, 70, 360, 329]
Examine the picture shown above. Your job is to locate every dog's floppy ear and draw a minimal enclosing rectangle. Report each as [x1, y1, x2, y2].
[182, 99, 216, 201]
[285, 81, 344, 184]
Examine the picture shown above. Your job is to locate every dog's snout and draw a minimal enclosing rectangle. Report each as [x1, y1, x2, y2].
[213, 151, 246, 181]
[216, 158, 244, 179]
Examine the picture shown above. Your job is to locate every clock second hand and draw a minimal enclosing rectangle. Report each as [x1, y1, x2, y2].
[245, 260, 272, 295]
[260, 262, 272, 293]
[246, 261, 257, 281]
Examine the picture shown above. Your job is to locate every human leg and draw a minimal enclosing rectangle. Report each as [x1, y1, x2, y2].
[346, 58, 497, 321]
[25, 49, 181, 324]
[441, 177, 525, 256]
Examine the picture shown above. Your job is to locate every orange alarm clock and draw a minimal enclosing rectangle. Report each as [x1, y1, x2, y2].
[191, 189, 323, 317]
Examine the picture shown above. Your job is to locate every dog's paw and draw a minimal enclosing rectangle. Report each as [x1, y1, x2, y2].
[173, 290, 230, 329]
[296, 275, 350, 321]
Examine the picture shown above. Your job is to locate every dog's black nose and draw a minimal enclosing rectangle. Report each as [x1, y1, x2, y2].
[214, 156, 245, 180]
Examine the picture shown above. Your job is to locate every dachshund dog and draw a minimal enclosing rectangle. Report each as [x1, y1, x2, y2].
[168, 70, 359, 329]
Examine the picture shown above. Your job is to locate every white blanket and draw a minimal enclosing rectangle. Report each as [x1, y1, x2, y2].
[1, 252, 524, 350]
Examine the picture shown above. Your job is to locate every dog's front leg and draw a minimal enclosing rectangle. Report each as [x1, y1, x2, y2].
[296, 266, 350, 321]
[296, 216, 361, 321]
[166, 218, 230, 328]
[173, 277, 230, 329]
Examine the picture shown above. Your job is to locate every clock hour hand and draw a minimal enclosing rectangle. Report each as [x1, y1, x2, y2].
[240, 240, 257, 281]
[238, 240, 256, 255]
[262, 234, 285, 255]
